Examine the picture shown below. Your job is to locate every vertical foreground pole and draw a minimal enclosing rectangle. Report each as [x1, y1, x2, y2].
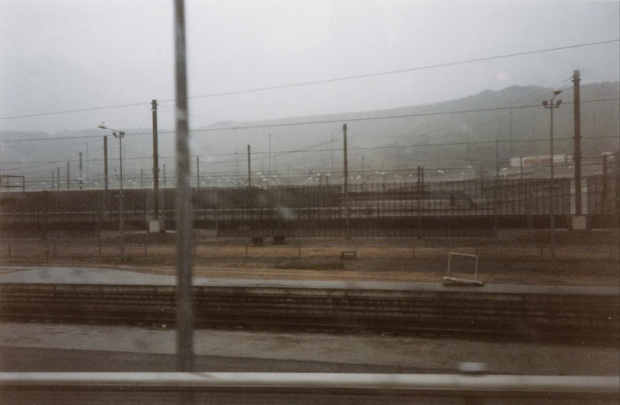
[174, 0, 194, 372]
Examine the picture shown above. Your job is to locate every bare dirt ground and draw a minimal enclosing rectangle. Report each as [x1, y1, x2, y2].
[1, 230, 618, 286]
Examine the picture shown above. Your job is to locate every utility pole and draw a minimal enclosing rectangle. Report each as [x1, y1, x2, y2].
[417, 165, 424, 235]
[602, 154, 608, 199]
[163, 164, 166, 187]
[543, 90, 563, 269]
[67, 162, 70, 190]
[361, 155, 365, 187]
[269, 134, 272, 175]
[573, 70, 582, 215]
[235, 146, 240, 186]
[152, 99, 160, 220]
[104, 136, 109, 191]
[343, 124, 350, 239]
[86, 143, 89, 182]
[57, 167, 60, 190]
[141, 169, 144, 188]
[509, 111, 513, 160]
[247, 144, 252, 188]
[79, 152, 83, 190]
[115, 130, 125, 262]
[494, 138, 499, 237]
[196, 156, 200, 190]
[331, 133, 334, 172]
[495, 139, 500, 179]
[173, 0, 194, 372]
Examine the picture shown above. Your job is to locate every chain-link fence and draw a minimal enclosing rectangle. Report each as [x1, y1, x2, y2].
[0, 176, 616, 238]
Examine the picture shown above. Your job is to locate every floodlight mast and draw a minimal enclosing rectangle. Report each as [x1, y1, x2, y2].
[97, 123, 125, 261]
[542, 89, 562, 269]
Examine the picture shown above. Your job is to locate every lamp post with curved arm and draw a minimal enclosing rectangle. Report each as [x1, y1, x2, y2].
[97, 123, 125, 261]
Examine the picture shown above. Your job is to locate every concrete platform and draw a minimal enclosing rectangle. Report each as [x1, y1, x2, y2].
[1, 266, 617, 376]
[0, 323, 617, 375]
[1, 266, 617, 296]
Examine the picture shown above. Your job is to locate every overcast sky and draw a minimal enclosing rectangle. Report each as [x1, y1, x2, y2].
[1, 0, 618, 134]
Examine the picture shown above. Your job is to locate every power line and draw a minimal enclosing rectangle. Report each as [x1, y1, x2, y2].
[1, 39, 617, 122]
[5, 96, 617, 144]
[164, 40, 619, 101]
[170, 98, 619, 133]
[4, 136, 617, 169]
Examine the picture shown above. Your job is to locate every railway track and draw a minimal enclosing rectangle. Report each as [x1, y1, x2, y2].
[0, 283, 618, 344]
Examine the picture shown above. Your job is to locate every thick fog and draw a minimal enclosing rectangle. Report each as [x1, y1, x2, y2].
[1, 0, 618, 133]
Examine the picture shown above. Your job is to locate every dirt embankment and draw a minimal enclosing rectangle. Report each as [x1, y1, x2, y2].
[1, 230, 618, 286]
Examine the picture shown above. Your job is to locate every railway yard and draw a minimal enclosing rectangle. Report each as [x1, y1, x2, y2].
[1, 230, 618, 285]
[1, 230, 618, 403]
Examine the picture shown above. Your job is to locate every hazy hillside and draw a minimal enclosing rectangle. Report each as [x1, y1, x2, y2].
[2, 82, 618, 186]
[192, 81, 619, 178]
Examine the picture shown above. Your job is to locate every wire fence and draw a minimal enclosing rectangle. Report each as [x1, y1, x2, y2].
[0, 176, 617, 238]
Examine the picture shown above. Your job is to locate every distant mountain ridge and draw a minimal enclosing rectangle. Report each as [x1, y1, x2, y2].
[2, 82, 618, 184]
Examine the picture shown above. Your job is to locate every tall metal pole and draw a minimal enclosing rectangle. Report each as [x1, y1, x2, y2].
[494, 138, 499, 237]
[116, 131, 125, 262]
[550, 101, 555, 267]
[343, 124, 350, 239]
[79, 152, 83, 190]
[67, 162, 70, 190]
[196, 156, 200, 190]
[57, 167, 60, 190]
[361, 155, 365, 188]
[509, 111, 513, 160]
[86, 143, 89, 182]
[602, 154, 608, 199]
[152, 99, 160, 220]
[103, 136, 109, 191]
[543, 90, 562, 268]
[331, 133, 334, 172]
[573, 70, 582, 215]
[174, 0, 194, 372]
[269, 134, 272, 175]
[247, 145, 252, 188]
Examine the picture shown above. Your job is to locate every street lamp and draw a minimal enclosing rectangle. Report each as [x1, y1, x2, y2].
[542, 89, 562, 268]
[97, 123, 125, 261]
